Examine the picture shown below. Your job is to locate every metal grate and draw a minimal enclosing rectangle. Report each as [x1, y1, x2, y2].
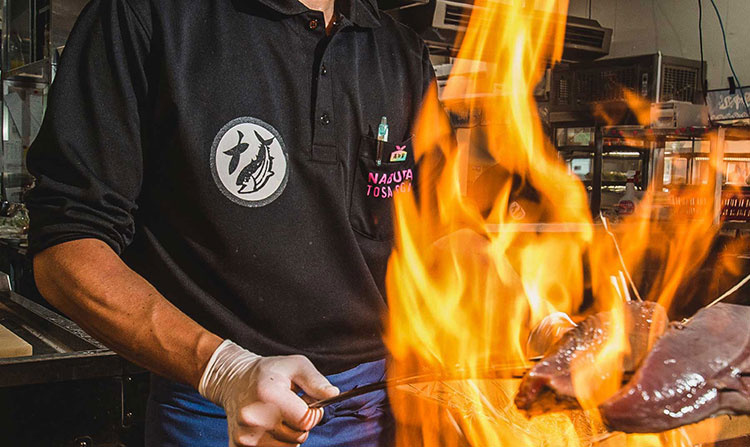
[558, 78, 569, 104]
[564, 26, 605, 48]
[661, 65, 698, 102]
[443, 4, 472, 27]
[575, 67, 638, 102]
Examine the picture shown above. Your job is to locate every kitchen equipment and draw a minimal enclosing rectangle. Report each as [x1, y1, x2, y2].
[389, 1, 611, 62]
[0, 272, 148, 445]
[650, 101, 709, 129]
[549, 53, 706, 124]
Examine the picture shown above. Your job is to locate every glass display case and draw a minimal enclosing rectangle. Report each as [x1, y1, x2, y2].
[0, 0, 88, 203]
[660, 139, 750, 187]
[1, 78, 46, 202]
[590, 126, 750, 226]
[555, 126, 650, 211]
[2, 0, 88, 77]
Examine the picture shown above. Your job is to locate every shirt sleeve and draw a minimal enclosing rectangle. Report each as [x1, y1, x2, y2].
[25, 0, 152, 256]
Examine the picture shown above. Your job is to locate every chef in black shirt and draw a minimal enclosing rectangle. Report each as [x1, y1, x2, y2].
[25, 0, 435, 445]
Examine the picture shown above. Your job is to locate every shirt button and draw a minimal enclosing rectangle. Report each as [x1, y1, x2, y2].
[308, 19, 319, 30]
[321, 65, 328, 76]
[320, 113, 331, 125]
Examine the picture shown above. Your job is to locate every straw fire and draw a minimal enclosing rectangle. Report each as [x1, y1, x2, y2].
[383, 0, 745, 446]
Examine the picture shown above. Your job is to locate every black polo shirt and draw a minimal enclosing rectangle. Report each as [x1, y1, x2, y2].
[25, 0, 434, 374]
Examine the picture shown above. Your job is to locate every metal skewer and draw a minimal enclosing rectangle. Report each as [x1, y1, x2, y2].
[681, 271, 750, 325]
[309, 356, 641, 410]
[599, 213, 643, 302]
[309, 360, 541, 409]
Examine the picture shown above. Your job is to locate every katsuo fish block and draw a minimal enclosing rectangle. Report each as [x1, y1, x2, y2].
[600, 303, 750, 433]
[0, 322, 32, 358]
[515, 301, 668, 416]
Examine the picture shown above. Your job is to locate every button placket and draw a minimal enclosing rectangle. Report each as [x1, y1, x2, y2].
[312, 50, 337, 162]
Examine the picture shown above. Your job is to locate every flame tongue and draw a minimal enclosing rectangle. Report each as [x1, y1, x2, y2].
[384, 0, 728, 446]
[386, 1, 591, 445]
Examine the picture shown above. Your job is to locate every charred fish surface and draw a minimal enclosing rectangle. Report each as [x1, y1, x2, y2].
[514, 301, 667, 416]
[600, 303, 750, 433]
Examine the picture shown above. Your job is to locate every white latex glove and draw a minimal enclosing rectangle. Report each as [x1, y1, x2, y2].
[199, 340, 340, 447]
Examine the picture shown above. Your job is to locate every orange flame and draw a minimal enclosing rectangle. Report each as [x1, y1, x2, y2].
[383, 0, 741, 445]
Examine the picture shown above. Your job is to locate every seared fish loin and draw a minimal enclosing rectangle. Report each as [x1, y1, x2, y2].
[600, 303, 750, 433]
[515, 301, 668, 416]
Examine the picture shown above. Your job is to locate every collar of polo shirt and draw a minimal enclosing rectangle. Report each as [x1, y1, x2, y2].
[251, 0, 382, 28]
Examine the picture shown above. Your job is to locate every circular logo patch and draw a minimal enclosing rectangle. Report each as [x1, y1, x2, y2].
[210, 117, 289, 207]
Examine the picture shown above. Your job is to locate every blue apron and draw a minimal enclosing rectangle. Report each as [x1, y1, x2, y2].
[145, 359, 394, 446]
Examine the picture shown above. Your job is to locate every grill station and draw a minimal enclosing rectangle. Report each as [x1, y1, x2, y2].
[0, 273, 148, 446]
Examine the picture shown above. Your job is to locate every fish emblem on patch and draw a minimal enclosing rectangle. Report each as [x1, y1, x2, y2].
[210, 117, 289, 207]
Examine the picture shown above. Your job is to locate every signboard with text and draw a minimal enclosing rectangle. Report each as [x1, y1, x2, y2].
[706, 88, 750, 122]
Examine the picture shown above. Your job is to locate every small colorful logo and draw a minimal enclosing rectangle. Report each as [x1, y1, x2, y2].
[390, 145, 408, 163]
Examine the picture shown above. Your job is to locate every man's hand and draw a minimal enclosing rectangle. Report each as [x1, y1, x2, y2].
[200, 340, 340, 447]
[34, 240, 337, 446]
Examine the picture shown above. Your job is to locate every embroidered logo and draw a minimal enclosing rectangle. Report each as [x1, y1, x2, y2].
[210, 117, 289, 207]
[366, 169, 413, 198]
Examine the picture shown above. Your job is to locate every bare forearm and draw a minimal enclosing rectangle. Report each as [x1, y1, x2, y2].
[33, 238, 222, 388]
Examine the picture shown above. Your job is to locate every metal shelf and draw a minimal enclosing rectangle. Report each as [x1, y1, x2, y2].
[555, 124, 750, 225]
[557, 145, 648, 153]
[1, 59, 51, 83]
[580, 180, 637, 187]
[602, 125, 750, 141]
[721, 221, 750, 230]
